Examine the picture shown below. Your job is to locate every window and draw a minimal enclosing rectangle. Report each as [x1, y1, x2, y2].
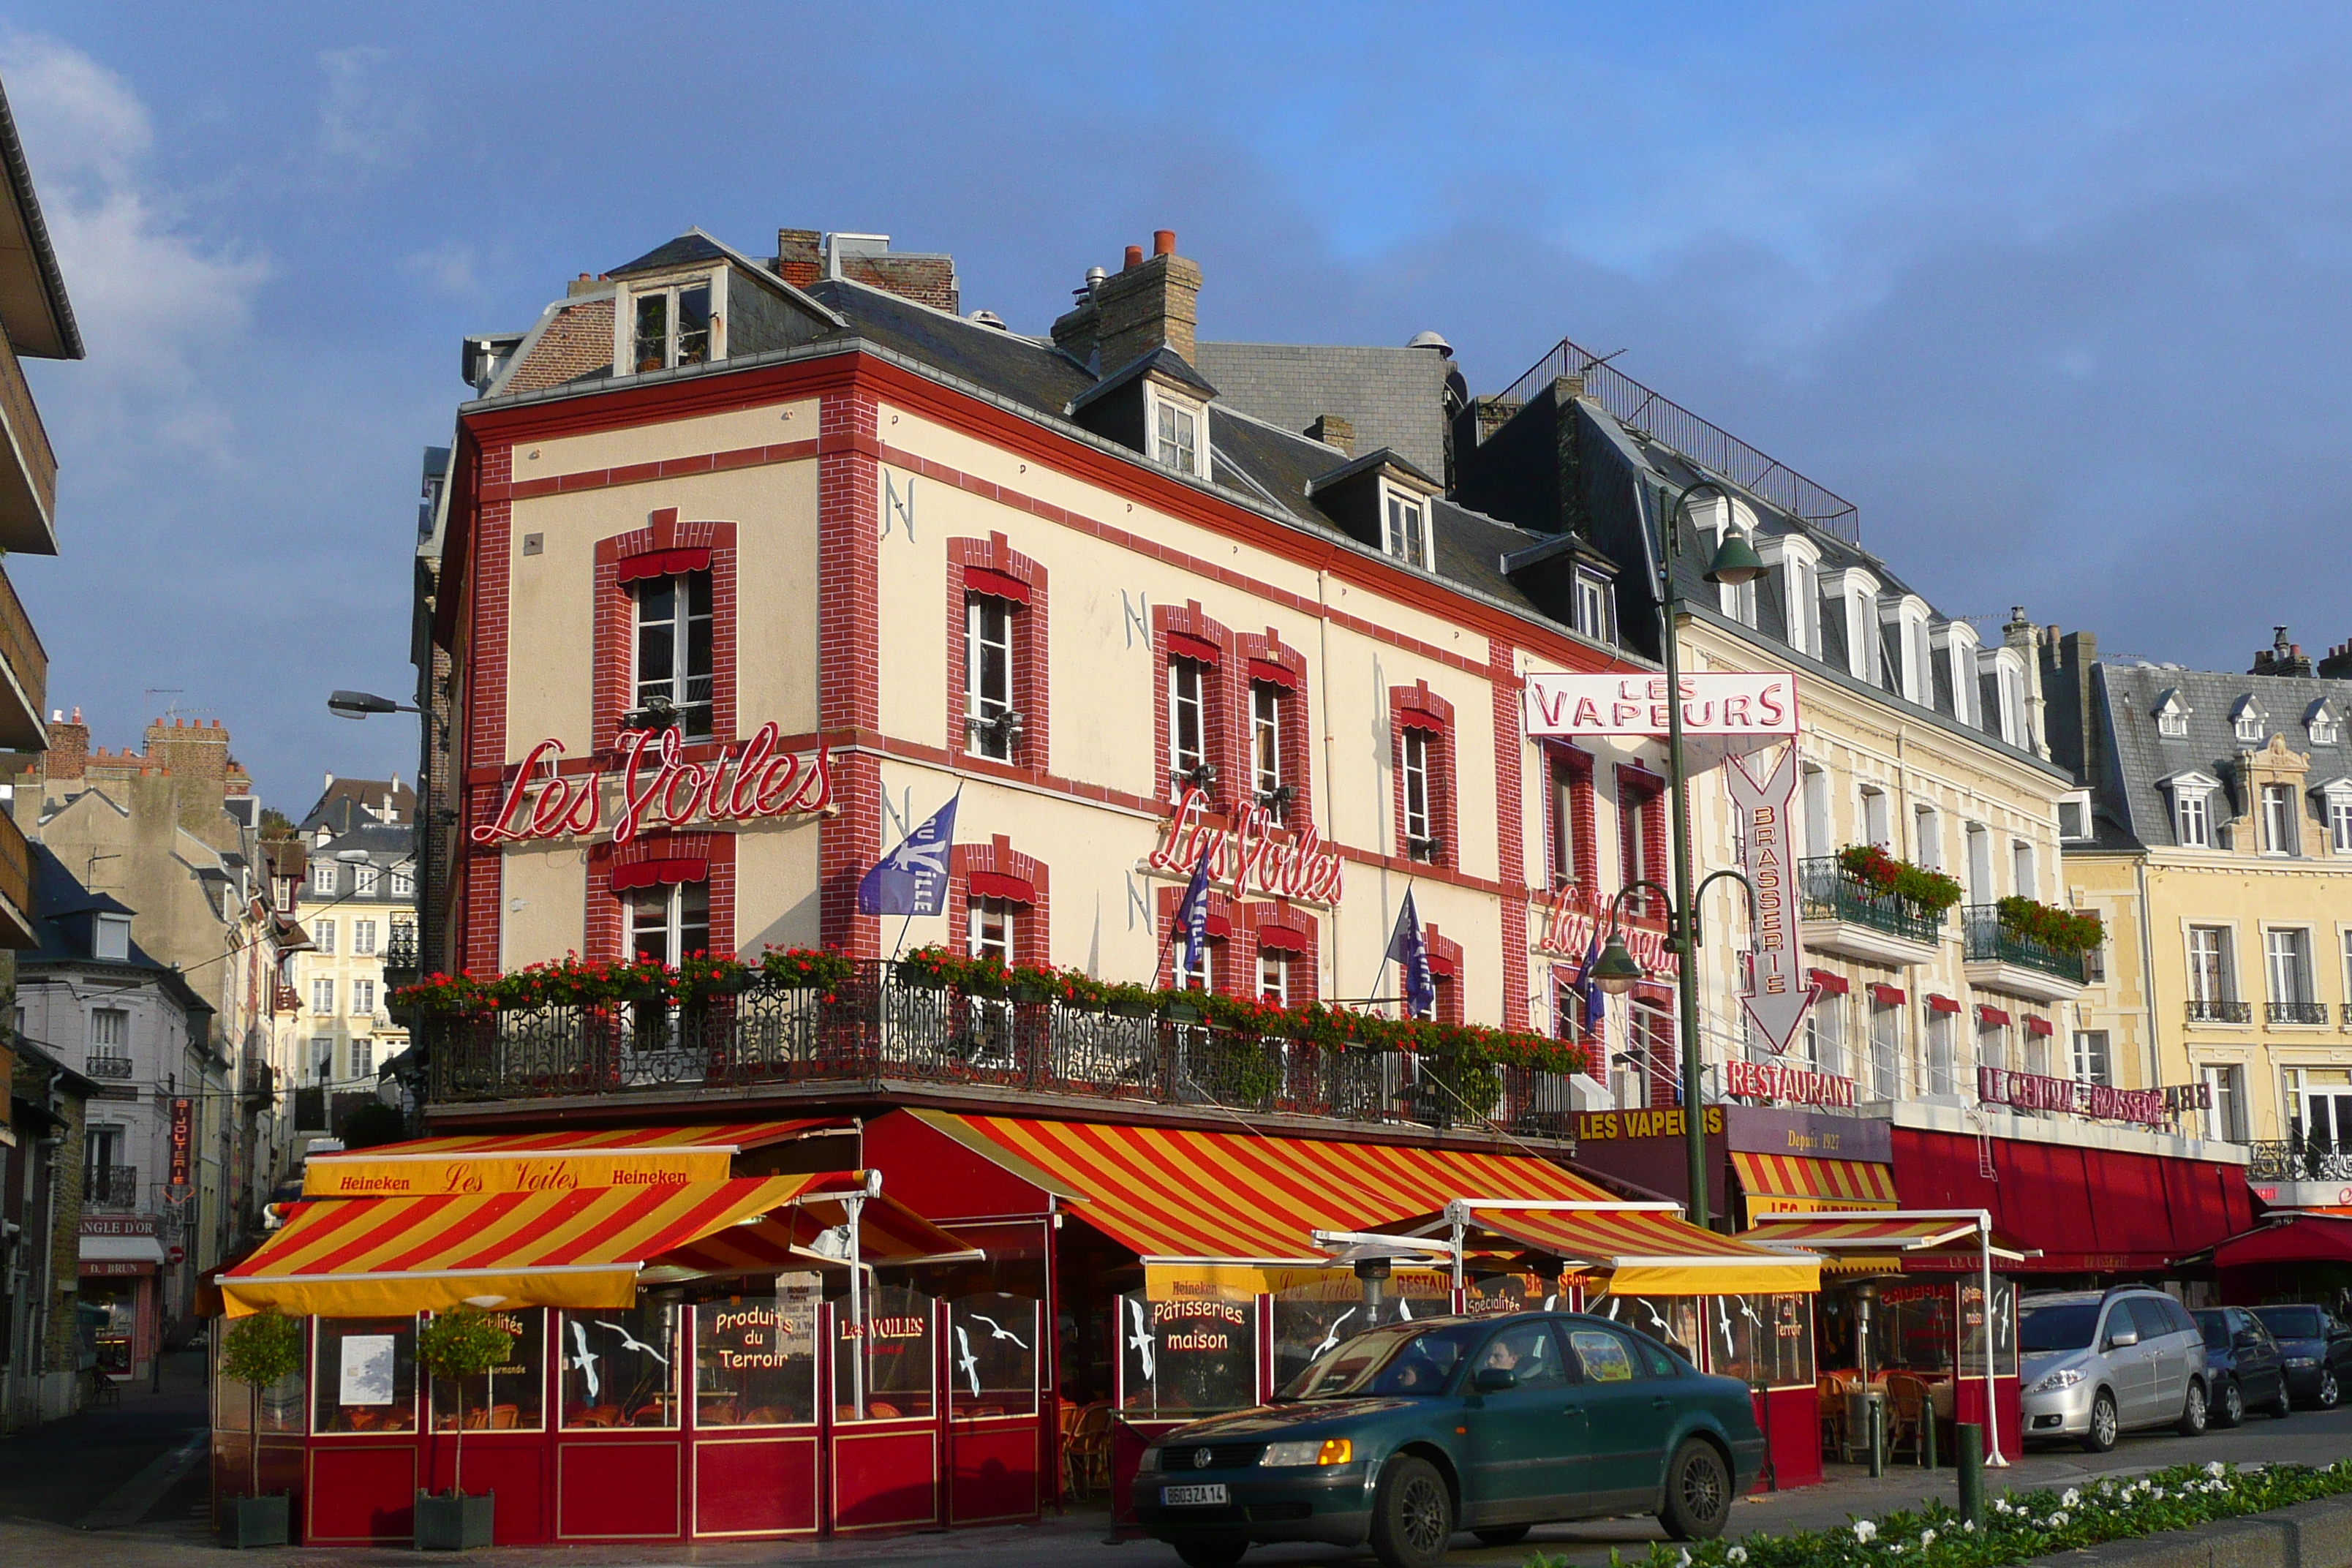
[391, 919, 416, 954]
[1251, 682, 1284, 814]
[2262, 784, 2299, 856]
[1801, 763, 1831, 857]
[1925, 1009, 1954, 1096]
[1869, 996, 1901, 1100]
[1175, 928, 1211, 993]
[1151, 394, 1201, 476]
[1912, 804, 1941, 870]
[2187, 926, 2236, 1003]
[86, 1126, 122, 1177]
[310, 1037, 335, 1080]
[391, 865, 413, 898]
[2267, 927, 2315, 1005]
[1976, 1015, 2008, 1074]
[629, 881, 710, 967]
[353, 980, 376, 1014]
[1548, 756, 1581, 888]
[2204, 1064, 2247, 1142]
[1940, 625, 1980, 725]
[1804, 992, 1844, 1080]
[1258, 951, 1288, 1006]
[95, 913, 131, 962]
[2234, 703, 2266, 744]
[2172, 781, 2214, 848]
[968, 898, 1014, 966]
[2057, 791, 2093, 842]
[2312, 706, 2342, 745]
[2157, 704, 2188, 737]
[965, 595, 1017, 760]
[1767, 540, 1820, 660]
[353, 919, 377, 957]
[2330, 791, 2352, 853]
[355, 862, 381, 896]
[631, 280, 713, 373]
[1572, 571, 1613, 643]
[312, 979, 336, 1014]
[89, 1008, 128, 1054]
[1965, 824, 1993, 904]
[633, 570, 715, 739]
[1168, 657, 1207, 789]
[350, 1039, 373, 1079]
[2343, 930, 2352, 1011]
[2073, 1030, 2111, 1086]
[1859, 785, 1891, 850]
[1384, 489, 1428, 568]
[314, 918, 336, 955]
[2011, 840, 2035, 900]
[1401, 728, 1435, 858]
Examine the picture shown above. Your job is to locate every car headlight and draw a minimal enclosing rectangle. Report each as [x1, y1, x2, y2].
[2288, 1357, 2319, 1368]
[2030, 1368, 2085, 1393]
[1137, 1447, 1162, 1473]
[1262, 1438, 1353, 1467]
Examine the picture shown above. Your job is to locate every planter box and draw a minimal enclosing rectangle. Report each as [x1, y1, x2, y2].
[896, 963, 947, 990]
[1009, 983, 1052, 1005]
[413, 1490, 495, 1550]
[1162, 1000, 1205, 1025]
[222, 1493, 290, 1548]
[1108, 999, 1158, 1019]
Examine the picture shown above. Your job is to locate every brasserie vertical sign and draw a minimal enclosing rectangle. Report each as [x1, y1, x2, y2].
[1725, 746, 1812, 1055]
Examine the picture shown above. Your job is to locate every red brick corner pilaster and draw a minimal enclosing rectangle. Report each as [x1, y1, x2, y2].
[819, 386, 883, 955]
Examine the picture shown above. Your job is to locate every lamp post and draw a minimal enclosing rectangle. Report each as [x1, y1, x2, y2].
[1588, 478, 1765, 1230]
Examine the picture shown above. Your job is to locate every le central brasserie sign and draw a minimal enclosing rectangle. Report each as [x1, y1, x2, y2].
[475, 723, 834, 847]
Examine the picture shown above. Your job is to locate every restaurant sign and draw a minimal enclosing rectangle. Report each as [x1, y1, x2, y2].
[1147, 788, 1346, 905]
[1523, 673, 1800, 739]
[474, 723, 834, 848]
[1531, 884, 1678, 976]
[1977, 1065, 2163, 1127]
[304, 1147, 728, 1198]
[1725, 745, 1811, 1052]
[1725, 1058, 1855, 1109]
[1574, 1106, 1725, 1143]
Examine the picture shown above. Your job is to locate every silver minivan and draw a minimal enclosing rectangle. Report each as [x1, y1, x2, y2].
[2019, 1288, 2210, 1452]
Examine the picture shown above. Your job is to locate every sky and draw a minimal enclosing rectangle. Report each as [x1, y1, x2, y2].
[5, 2, 2351, 811]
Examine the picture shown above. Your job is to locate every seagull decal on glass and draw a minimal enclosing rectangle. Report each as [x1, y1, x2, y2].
[969, 1313, 1028, 1350]
[567, 1320, 601, 1402]
[1397, 1298, 1413, 1322]
[1540, 1292, 1559, 1312]
[595, 1320, 670, 1366]
[954, 1326, 982, 1398]
[1716, 1297, 1737, 1358]
[1310, 1308, 1357, 1359]
[1126, 1297, 1156, 1383]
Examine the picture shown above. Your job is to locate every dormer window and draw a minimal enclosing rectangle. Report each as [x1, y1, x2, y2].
[1384, 487, 1430, 570]
[1143, 384, 1208, 478]
[2162, 771, 2220, 848]
[2057, 790, 2094, 842]
[1936, 621, 1980, 725]
[1760, 535, 1820, 659]
[2232, 696, 2268, 745]
[1823, 568, 1880, 684]
[2318, 780, 2352, 852]
[1880, 595, 1933, 706]
[2154, 689, 2190, 738]
[2310, 700, 2342, 746]
[1572, 569, 1614, 644]
[95, 913, 132, 962]
[630, 278, 716, 373]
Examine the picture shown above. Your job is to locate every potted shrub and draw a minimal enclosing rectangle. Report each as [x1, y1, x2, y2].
[413, 1306, 516, 1550]
[219, 1310, 302, 1547]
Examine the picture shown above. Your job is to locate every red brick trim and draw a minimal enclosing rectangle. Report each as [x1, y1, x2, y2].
[460, 434, 513, 976]
[1235, 627, 1312, 832]
[1237, 901, 1320, 1003]
[951, 834, 1051, 968]
[818, 388, 883, 956]
[1617, 764, 1667, 918]
[947, 533, 1050, 777]
[1390, 681, 1458, 870]
[591, 508, 739, 753]
[1156, 883, 1235, 991]
[1153, 601, 1234, 808]
[1423, 923, 1466, 1025]
[1490, 644, 1529, 1030]
[584, 829, 736, 960]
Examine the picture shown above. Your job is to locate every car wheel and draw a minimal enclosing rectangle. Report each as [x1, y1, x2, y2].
[2269, 1379, 2293, 1419]
[1474, 1526, 1532, 1547]
[2321, 1371, 2341, 1410]
[2176, 1379, 2209, 1436]
[2081, 1390, 2119, 1454]
[2216, 1377, 2244, 1429]
[1658, 1439, 1733, 1542]
[1369, 1454, 1454, 1568]
[1174, 1542, 1248, 1568]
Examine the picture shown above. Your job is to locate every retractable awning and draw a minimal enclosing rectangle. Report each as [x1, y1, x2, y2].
[1401, 1202, 1819, 1295]
[222, 1169, 973, 1319]
[1736, 1210, 2031, 1273]
[301, 1119, 853, 1199]
[1730, 1153, 1897, 1215]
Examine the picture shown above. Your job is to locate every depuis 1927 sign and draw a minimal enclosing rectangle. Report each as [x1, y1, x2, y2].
[474, 723, 834, 847]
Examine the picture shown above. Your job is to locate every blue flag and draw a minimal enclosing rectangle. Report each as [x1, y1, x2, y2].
[857, 794, 959, 916]
[1387, 891, 1436, 1017]
[1574, 927, 1607, 1039]
[1175, 843, 1215, 979]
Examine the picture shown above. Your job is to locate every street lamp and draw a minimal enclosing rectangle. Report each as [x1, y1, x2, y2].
[328, 690, 418, 720]
[1645, 476, 1769, 1230]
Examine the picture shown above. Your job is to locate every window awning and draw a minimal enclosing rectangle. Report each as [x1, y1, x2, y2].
[225, 1169, 969, 1319]
[301, 1119, 851, 1199]
[2205, 1214, 2352, 1271]
[1737, 1210, 2032, 1269]
[1730, 1152, 1898, 1215]
[1444, 1203, 1819, 1296]
[80, 1233, 167, 1266]
[907, 1109, 1613, 1293]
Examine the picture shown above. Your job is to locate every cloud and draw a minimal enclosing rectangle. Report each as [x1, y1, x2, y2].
[317, 45, 422, 172]
[401, 240, 480, 298]
[0, 31, 271, 465]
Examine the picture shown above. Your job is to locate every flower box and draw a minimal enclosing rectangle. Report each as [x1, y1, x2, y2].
[222, 1494, 290, 1549]
[413, 1490, 494, 1550]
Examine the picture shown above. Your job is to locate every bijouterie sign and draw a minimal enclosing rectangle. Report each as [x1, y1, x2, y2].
[1147, 788, 1345, 904]
[1523, 673, 1800, 738]
[1725, 1058, 1855, 1109]
[1977, 1065, 2163, 1127]
[473, 723, 833, 847]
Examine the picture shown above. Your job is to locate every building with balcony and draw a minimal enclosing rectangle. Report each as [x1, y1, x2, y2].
[2048, 626, 2352, 1194]
[12, 843, 217, 1383]
[278, 797, 413, 1144]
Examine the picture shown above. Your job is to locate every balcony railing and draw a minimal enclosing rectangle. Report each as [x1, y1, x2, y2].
[83, 1053, 133, 1079]
[85, 1166, 140, 1209]
[422, 962, 1579, 1138]
[0, 807, 31, 938]
[2269, 1001, 2330, 1026]
[382, 928, 420, 986]
[2251, 1140, 2352, 1182]
[2187, 999, 2253, 1025]
[0, 559, 47, 743]
[0, 331, 56, 552]
[1797, 857, 1944, 947]
[1961, 905, 2090, 985]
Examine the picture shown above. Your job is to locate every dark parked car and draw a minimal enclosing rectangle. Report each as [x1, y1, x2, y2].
[2251, 1305, 2352, 1409]
[2190, 1308, 2290, 1425]
[1133, 1313, 1766, 1568]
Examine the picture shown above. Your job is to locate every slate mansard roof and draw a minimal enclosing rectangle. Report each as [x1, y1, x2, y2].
[2092, 661, 2352, 851]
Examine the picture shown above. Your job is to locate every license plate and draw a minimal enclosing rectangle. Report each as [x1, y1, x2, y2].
[1162, 1484, 1229, 1506]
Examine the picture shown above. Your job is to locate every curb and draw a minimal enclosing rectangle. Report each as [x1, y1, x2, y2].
[2040, 1494, 2352, 1568]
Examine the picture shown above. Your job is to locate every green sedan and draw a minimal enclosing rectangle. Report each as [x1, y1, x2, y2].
[1134, 1311, 1765, 1568]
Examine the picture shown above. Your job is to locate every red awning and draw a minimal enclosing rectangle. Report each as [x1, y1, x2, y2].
[1869, 984, 1906, 1006]
[968, 870, 1036, 903]
[1166, 631, 1223, 665]
[1247, 658, 1300, 690]
[1254, 924, 1308, 954]
[964, 566, 1032, 605]
[1927, 993, 1961, 1014]
[616, 546, 712, 584]
[611, 857, 707, 891]
[2024, 1017, 2054, 1037]
[1976, 1003, 2010, 1026]
[1808, 969, 1850, 995]
[2210, 1215, 2352, 1270]
[1398, 709, 1446, 734]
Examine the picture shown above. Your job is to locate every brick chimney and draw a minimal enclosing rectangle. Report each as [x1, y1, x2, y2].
[2321, 639, 2352, 681]
[1092, 230, 1202, 372]
[46, 705, 88, 779]
[2252, 625, 2315, 677]
[1307, 414, 1355, 456]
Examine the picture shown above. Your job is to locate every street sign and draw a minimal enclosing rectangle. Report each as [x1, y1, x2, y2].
[1523, 672, 1800, 739]
[165, 1245, 185, 1266]
[1725, 745, 1814, 1055]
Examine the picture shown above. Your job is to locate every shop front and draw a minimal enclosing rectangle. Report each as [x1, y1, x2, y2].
[2174, 1213, 2352, 1307]
[80, 1217, 167, 1382]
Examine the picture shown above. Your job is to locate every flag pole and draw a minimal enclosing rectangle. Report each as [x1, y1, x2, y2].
[882, 780, 962, 962]
[1364, 880, 1417, 1014]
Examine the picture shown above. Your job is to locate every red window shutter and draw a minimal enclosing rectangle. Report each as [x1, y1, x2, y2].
[1166, 630, 1223, 665]
[1867, 983, 1906, 1007]
[1246, 658, 1300, 690]
[963, 566, 1033, 605]
[1927, 993, 1961, 1014]
[616, 546, 712, 584]
[967, 870, 1036, 904]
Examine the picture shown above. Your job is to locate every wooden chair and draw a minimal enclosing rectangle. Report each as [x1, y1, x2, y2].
[1817, 1376, 1847, 1459]
[1066, 1401, 1114, 1497]
[489, 1403, 519, 1430]
[1884, 1373, 1928, 1463]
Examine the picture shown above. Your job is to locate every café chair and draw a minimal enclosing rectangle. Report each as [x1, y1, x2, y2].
[1884, 1373, 1929, 1463]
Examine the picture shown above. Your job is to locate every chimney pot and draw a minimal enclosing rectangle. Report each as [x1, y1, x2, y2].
[1307, 414, 1356, 456]
[1123, 245, 1143, 271]
[1153, 230, 1176, 257]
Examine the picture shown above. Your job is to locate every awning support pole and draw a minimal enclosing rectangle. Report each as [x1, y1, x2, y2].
[845, 1191, 868, 1422]
[1981, 1210, 2006, 1467]
[1450, 1215, 1466, 1297]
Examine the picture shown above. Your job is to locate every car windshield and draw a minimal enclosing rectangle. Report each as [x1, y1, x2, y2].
[1277, 1323, 1485, 1400]
[2192, 1310, 2230, 1351]
[2019, 1303, 2101, 1353]
[2255, 1307, 2325, 1339]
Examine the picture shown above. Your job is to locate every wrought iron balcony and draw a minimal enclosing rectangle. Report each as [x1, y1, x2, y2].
[1960, 906, 2089, 986]
[2268, 1001, 2330, 1026]
[382, 927, 420, 987]
[2251, 1140, 2352, 1181]
[84, 1166, 140, 1209]
[83, 1053, 133, 1079]
[2187, 999, 2253, 1025]
[1797, 857, 1944, 948]
[421, 961, 1578, 1139]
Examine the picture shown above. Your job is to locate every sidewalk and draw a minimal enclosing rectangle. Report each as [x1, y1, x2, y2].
[0, 1350, 211, 1531]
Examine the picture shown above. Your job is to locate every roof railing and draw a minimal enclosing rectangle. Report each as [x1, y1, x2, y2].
[1487, 336, 1861, 545]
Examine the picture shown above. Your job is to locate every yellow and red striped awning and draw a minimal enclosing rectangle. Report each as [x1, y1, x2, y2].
[1736, 1211, 2030, 1267]
[301, 1119, 851, 1199]
[1730, 1153, 1899, 1215]
[223, 1170, 973, 1319]
[1442, 1205, 1819, 1295]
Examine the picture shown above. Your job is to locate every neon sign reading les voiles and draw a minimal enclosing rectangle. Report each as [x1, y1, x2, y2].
[472, 723, 833, 847]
